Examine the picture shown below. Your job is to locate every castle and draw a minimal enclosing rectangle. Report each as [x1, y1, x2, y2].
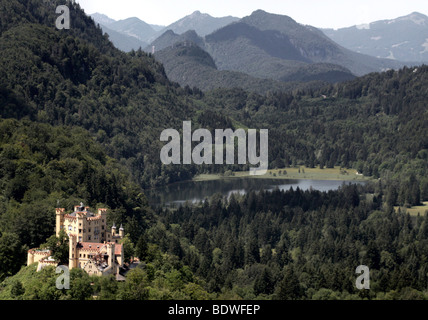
[27, 203, 124, 277]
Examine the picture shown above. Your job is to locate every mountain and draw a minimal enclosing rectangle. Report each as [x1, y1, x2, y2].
[148, 10, 363, 88]
[149, 10, 408, 89]
[108, 17, 158, 43]
[205, 10, 408, 79]
[1, 0, 426, 189]
[154, 42, 328, 94]
[90, 12, 116, 26]
[148, 29, 204, 52]
[0, 0, 209, 190]
[322, 12, 428, 63]
[98, 23, 148, 52]
[91, 13, 161, 51]
[2, 0, 428, 302]
[91, 11, 237, 51]
[154, 10, 239, 39]
[90, 13, 150, 51]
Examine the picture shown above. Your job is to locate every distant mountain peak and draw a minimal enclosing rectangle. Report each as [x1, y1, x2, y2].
[395, 11, 428, 26]
[250, 9, 271, 15]
[185, 11, 213, 21]
[248, 9, 294, 19]
[322, 12, 428, 63]
[163, 29, 177, 36]
[243, 9, 297, 28]
[90, 12, 116, 26]
[149, 10, 239, 38]
[190, 10, 204, 16]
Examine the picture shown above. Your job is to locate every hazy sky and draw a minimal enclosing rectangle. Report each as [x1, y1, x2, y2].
[75, 0, 428, 29]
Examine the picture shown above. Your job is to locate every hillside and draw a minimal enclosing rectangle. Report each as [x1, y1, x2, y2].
[1, 0, 427, 189]
[149, 29, 204, 52]
[0, 0, 219, 190]
[201, 65, 428, 197]
[323, 12, 428, 63]
[1, 0, 428, 301]
[90, 12, 116, 26]
[106, 17, 158, 43]
[205, 21, 356, 82]
[0, 118, 155, 280]
[205, 10, 407, 78]
[98, 23, 148, 52]
[147, 10, 409, 90]
[154, 42, 326, 94]
[90, 13, 158, 51]
[0, 250, 212, 300]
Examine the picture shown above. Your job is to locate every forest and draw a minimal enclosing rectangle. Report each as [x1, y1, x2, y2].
[2, 182, 428, 300]
[0, 0, 427, 300]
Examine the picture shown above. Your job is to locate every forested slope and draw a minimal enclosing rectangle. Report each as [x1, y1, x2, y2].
[0, 0, 428, 301]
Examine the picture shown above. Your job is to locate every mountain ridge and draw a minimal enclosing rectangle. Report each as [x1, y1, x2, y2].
[153, 42, 332, 94]
[150, 10, 410, 78]
[150, 10, 239, 40]
[91, 11, 239, 51]
[322, 12, 428, 63]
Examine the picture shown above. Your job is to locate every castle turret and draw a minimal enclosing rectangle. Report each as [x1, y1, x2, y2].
[27, 250, 34, 266]
[55, 208, 65, 237]
[119, 224, 124, 238]
[68, 234, 78, 270]
[111, 223, 116, 237]
[107, 243, 115, 270]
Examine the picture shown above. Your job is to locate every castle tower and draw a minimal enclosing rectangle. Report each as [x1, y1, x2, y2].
[55, 208, 65, 237]
[119, 224, 124, 238]
[111, 223, 116, 237]
[68, 234, 78, 270]
[107, 243, 115, 269]
[27, 250, 34, 266]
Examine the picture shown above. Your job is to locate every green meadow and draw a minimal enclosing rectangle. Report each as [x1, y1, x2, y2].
[193, 166, 371, 182]
[395, 201, 428, 216]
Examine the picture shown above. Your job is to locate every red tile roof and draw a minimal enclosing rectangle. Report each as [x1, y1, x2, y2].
[115, 244, 123, 256]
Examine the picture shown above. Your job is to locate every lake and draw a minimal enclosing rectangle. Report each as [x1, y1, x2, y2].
[146, 178, 366, 207]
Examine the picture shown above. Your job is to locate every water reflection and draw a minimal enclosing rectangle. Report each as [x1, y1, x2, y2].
[146, 178, 366, 207]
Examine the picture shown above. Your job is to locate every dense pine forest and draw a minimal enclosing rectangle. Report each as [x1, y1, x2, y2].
[0, 0, 427, 300]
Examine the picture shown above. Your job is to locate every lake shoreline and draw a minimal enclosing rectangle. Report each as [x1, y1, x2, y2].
[193, 166, 371, 183]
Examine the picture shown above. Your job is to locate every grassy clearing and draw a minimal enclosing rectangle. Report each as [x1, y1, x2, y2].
[395, 201, 428, 216]
[193, 166, 371, 182]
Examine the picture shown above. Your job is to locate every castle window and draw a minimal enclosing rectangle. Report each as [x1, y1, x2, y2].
[88, 236, 91, 241]
[79, 229, 82, 233]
